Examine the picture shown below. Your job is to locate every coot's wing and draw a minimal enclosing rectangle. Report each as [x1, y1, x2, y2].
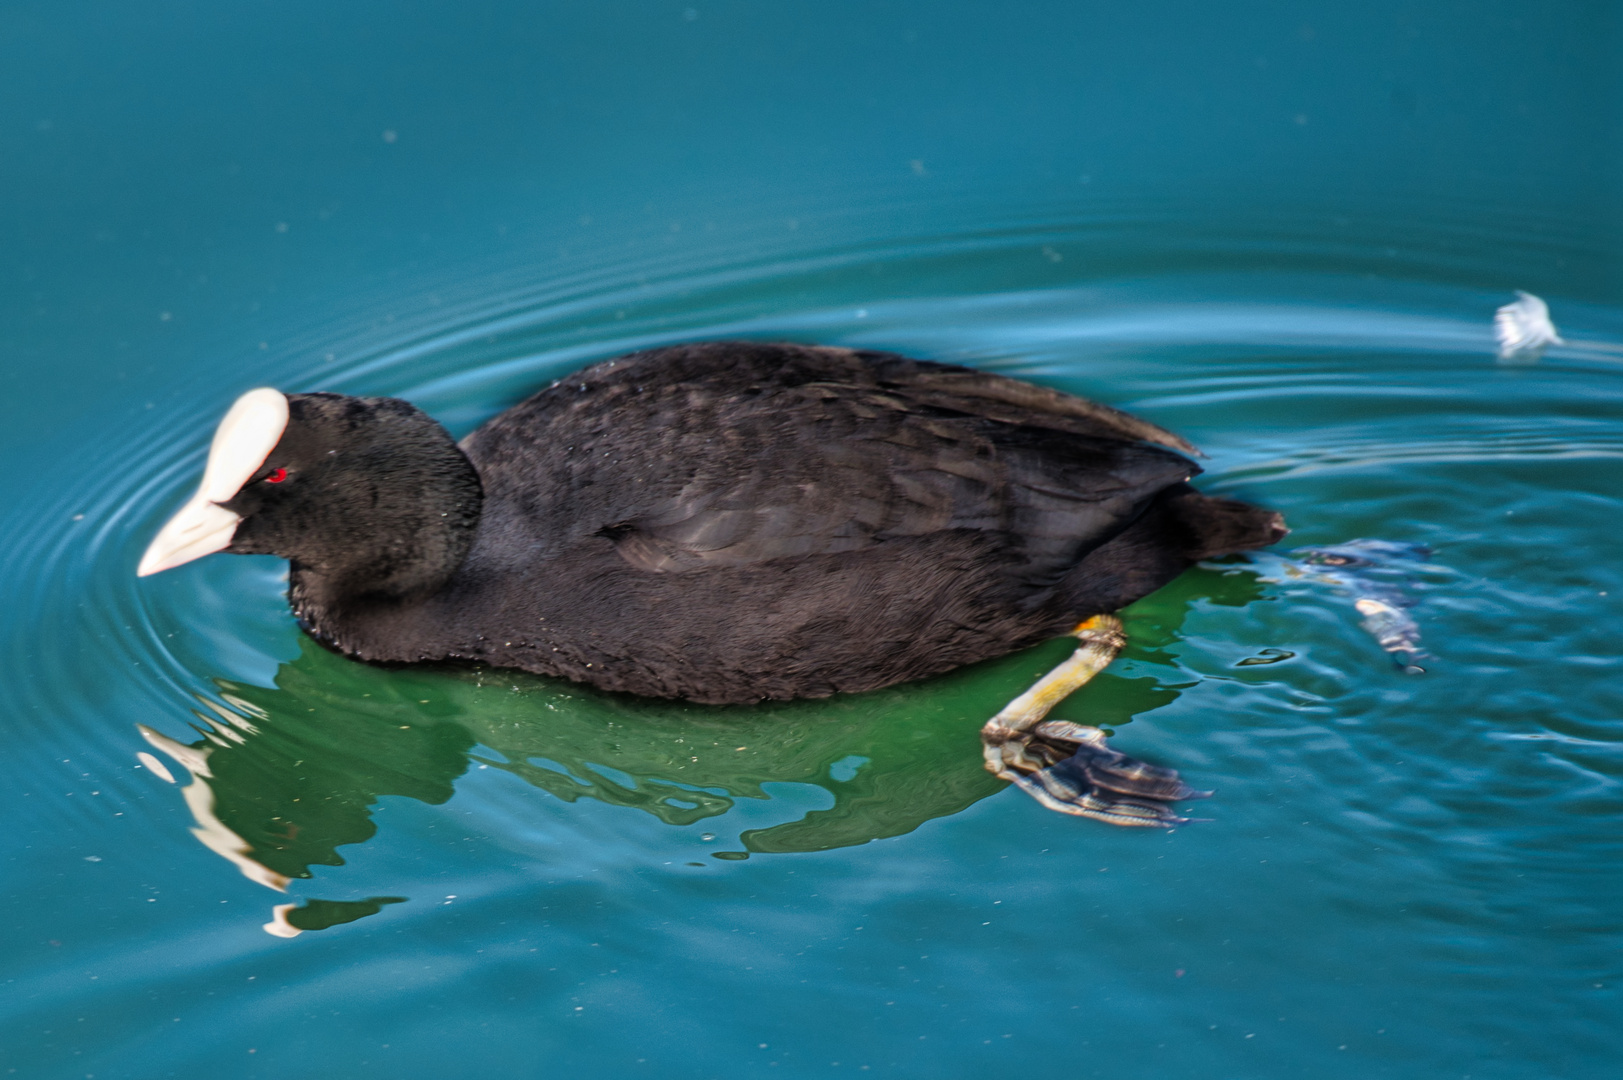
[462, 342, 1198, 576]
[856, 349, 1202, 457]
[604, 395, 1196, 574]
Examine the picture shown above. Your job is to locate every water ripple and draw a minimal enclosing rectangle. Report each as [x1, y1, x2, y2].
[5, 222, 1622, 944]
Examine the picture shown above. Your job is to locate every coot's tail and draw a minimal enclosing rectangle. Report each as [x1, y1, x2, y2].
[1055, 483, 1286, 619]
[1163, 486, 1288, 560]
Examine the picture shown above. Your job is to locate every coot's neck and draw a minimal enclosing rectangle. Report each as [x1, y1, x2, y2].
[287, 463, 484, 658]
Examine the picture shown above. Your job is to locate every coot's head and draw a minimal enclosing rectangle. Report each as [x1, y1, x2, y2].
[140, 389, 482, 600]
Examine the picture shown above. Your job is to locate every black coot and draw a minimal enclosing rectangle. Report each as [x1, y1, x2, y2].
[141, 341, 1285, 824]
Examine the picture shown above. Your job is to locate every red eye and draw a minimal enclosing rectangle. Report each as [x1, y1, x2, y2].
[264, 467, 287, 484]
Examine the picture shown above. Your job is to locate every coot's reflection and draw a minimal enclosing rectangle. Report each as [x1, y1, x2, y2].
[142, 567, 1264, 933]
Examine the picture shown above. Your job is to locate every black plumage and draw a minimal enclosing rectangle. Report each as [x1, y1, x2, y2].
[215, 342, 1284, 704]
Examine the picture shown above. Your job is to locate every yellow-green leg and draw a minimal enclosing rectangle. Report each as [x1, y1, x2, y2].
[981, 615, 1209, 826]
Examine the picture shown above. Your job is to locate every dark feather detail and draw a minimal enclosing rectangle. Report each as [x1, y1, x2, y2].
[216, 342, 1282, 703]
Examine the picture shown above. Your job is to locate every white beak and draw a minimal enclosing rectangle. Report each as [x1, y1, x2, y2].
[136, 494, 243, 577]
[138, 388, 290, 577]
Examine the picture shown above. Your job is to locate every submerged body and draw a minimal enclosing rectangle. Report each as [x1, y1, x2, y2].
[141, 341, 1285, 823]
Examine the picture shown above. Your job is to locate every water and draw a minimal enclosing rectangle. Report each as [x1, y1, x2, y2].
[3, 3, 1621, 1078]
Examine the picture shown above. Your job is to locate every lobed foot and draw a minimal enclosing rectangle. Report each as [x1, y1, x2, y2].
[979, 614, 1208, 826]
[984, 718, 1210, 826]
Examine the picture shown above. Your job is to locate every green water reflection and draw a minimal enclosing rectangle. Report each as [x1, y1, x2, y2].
[143, 566, 1267, 919]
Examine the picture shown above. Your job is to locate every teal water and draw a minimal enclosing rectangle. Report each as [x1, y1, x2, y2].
[3, 3, 1622, 1078]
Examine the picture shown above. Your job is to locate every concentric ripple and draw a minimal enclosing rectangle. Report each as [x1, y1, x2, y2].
[7, 220, 1623, 845]
[3, 214, 1622, 1078]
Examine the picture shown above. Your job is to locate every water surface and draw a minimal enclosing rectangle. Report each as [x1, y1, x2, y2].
[3, 3, 1621, 1078]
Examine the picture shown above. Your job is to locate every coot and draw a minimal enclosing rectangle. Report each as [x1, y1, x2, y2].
[140, 341, 1285, 824]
